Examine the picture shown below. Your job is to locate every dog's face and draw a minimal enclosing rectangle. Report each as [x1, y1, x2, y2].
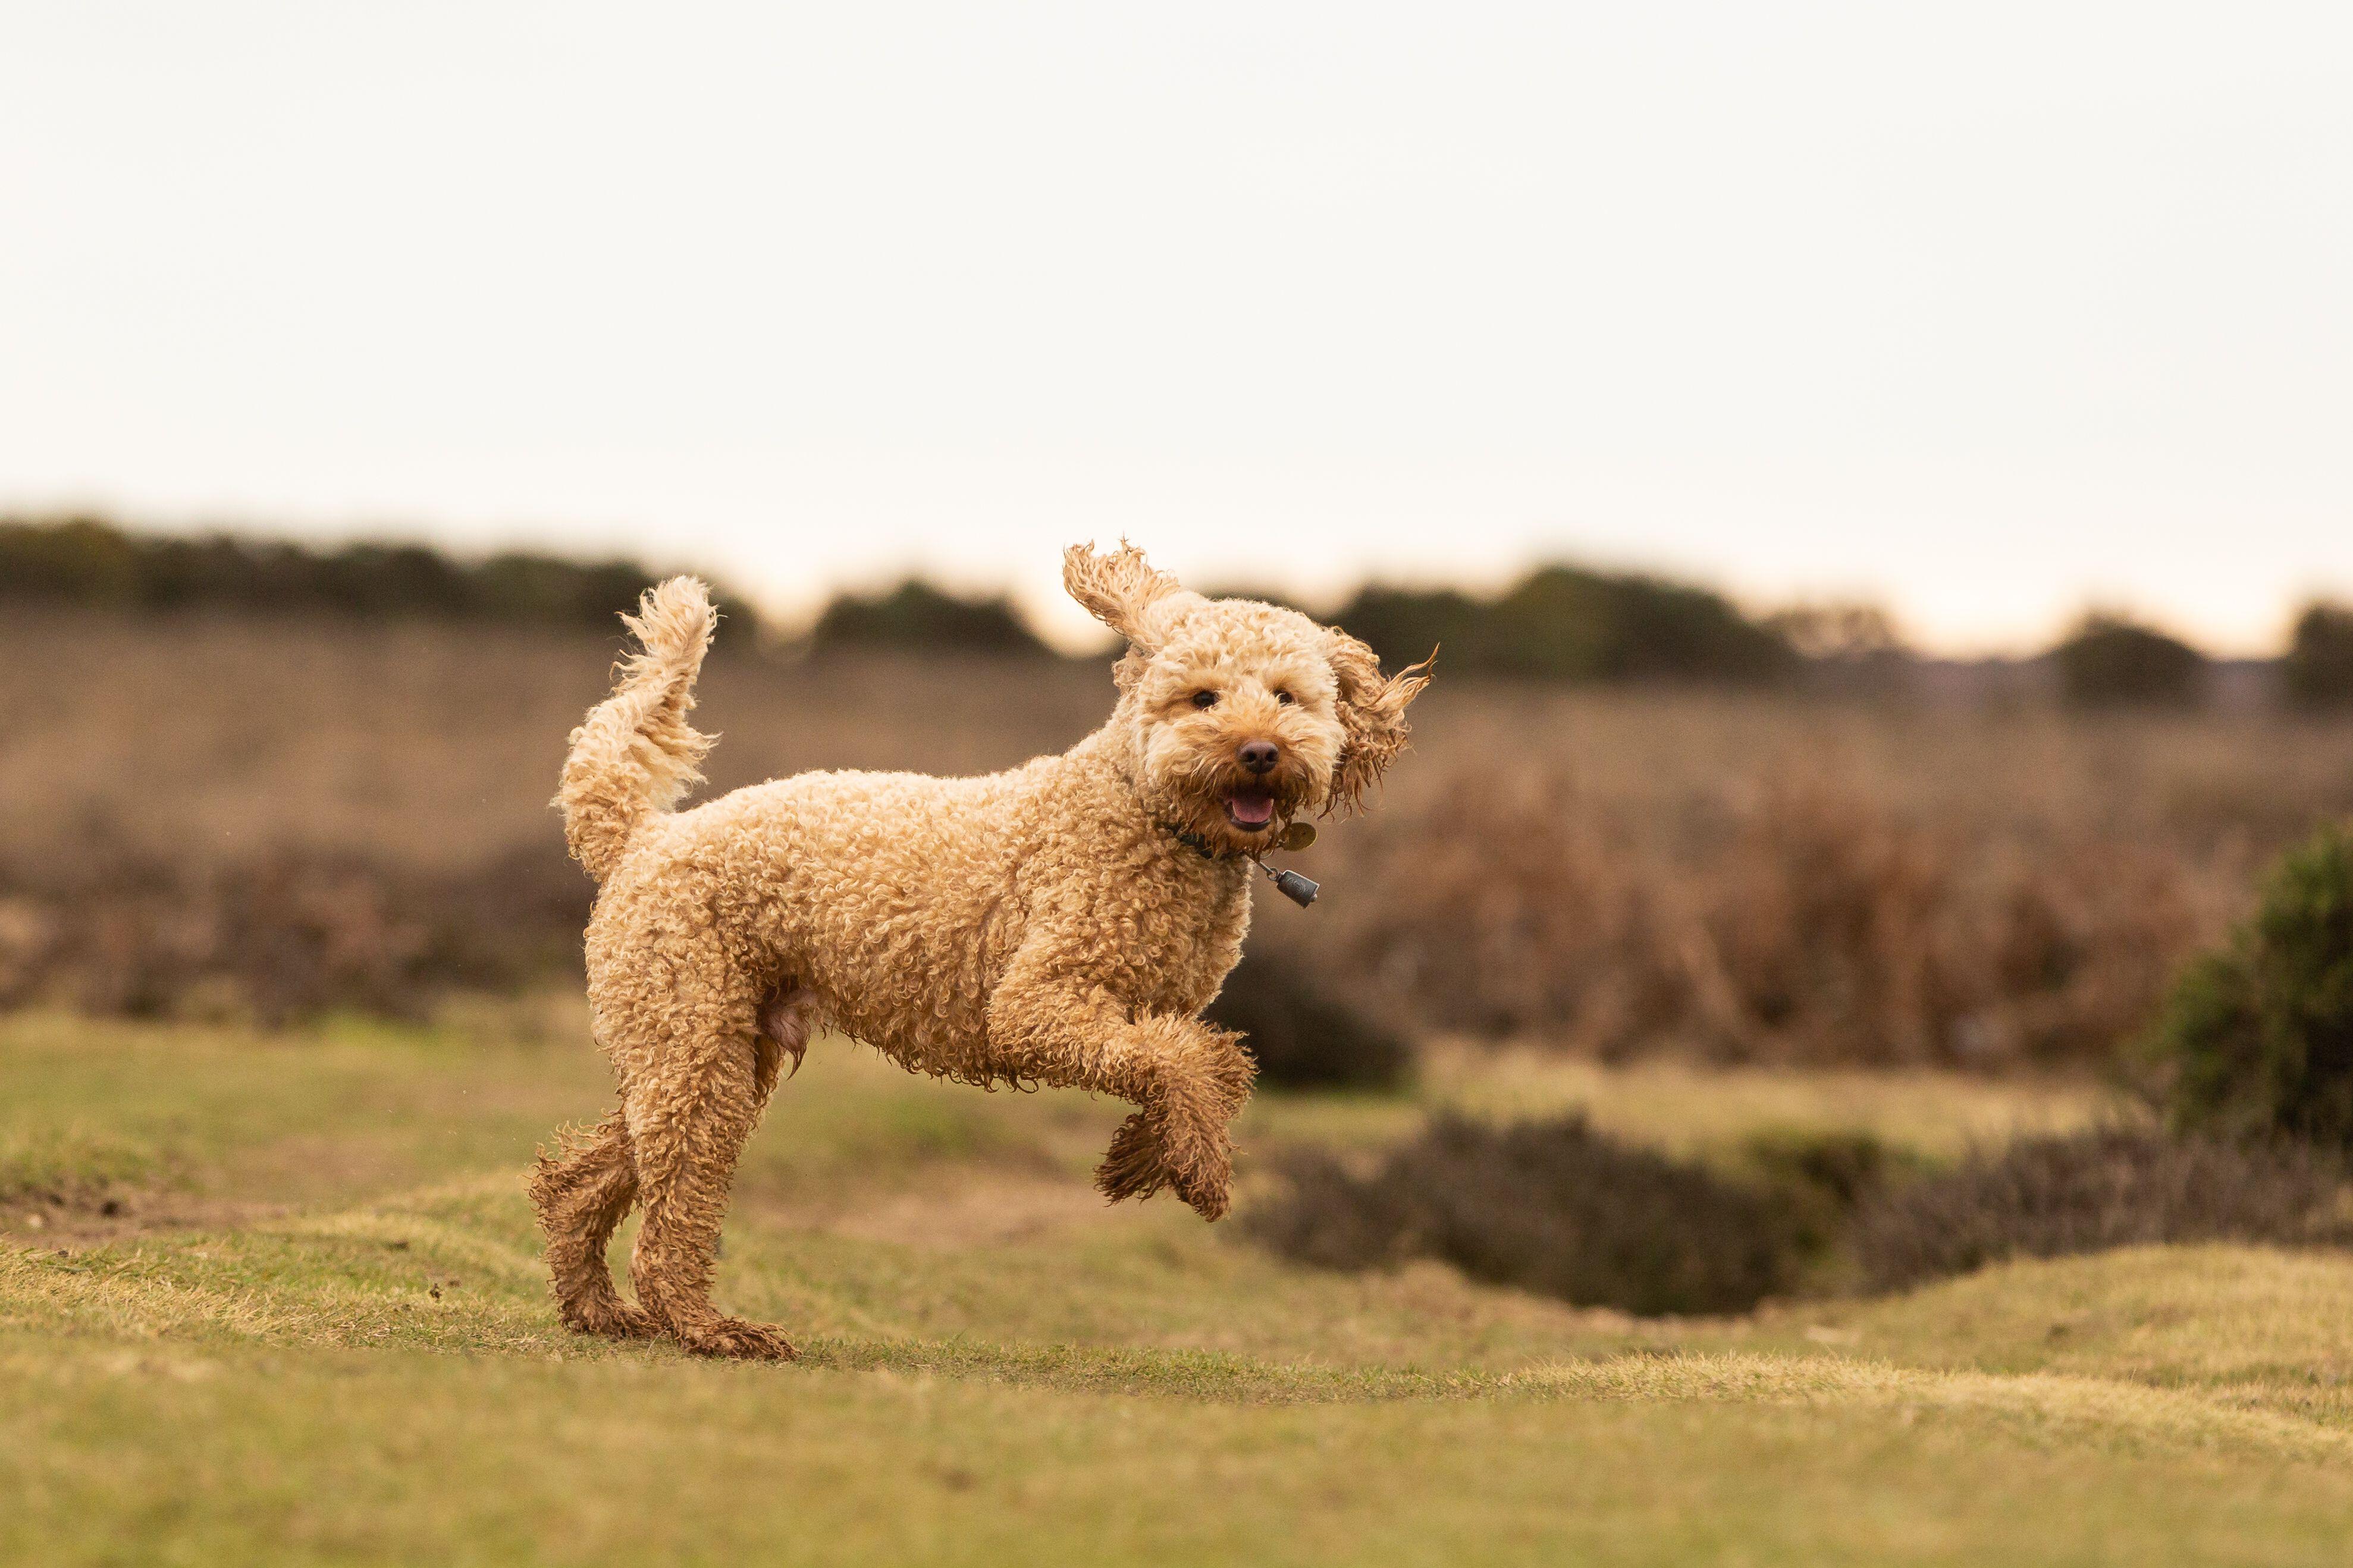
[1065, 543, 1430, 854]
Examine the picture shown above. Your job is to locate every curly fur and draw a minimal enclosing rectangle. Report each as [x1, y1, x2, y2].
[531, 543, 1428, 1359]
[553, 577, 718, 883]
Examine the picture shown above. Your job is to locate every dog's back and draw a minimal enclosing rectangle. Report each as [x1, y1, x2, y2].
[587, 739, 1249, 1085]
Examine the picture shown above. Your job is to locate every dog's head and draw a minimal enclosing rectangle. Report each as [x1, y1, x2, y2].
[1065, 542, 1430, 854]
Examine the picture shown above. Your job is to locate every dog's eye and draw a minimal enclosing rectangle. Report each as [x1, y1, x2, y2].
[1275, 690, 1295, 706]
[1190, 690, 1219, 709]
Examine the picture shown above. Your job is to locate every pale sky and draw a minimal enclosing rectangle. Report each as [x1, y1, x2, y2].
[3, 2, 2348, 652]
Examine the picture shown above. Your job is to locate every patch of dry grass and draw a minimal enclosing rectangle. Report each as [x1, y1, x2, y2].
[1244, 1043, 2123, 1158]
[1513, 1349, 2353, 1462]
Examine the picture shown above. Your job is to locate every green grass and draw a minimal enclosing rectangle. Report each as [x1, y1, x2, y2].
[5, 1007, 2348, 1566]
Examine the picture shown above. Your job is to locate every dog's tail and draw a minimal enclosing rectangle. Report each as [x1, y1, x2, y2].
[555, 577, 719, 884]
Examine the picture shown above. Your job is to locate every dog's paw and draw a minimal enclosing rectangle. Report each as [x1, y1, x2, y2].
[1144, 1093, 1234, 1221]
[563, 1296, 661, 1341]
[673, 1316, 800, 1362]
[1094, 1112, 1171, 1203]
[1099, 1093, 1236, 1218]
[1172, 1165, 1232, 1222]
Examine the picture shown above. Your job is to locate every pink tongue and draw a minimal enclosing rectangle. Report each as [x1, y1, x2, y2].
[1230, 793, 1273, 826]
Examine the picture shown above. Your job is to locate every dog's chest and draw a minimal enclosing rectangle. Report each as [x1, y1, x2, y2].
[1098, 862, 1251, 1018]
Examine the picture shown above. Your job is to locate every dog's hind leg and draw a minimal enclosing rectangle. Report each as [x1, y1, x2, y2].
[622, 966, 798, 1362]
[530, 1109, 655, 1339]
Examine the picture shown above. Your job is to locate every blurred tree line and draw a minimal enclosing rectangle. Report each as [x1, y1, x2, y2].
[0, 517, 772, 643]
[2048, 608, 2353, 712]
[1328, 567, 1795, 683]
[8, 516, 2353, 702]
[0, 517, 1047, 659]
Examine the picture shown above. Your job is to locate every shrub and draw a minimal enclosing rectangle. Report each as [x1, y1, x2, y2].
[2051, 612, 2207, 708]
[1244, 1112, 1799, 1315]
[1323, 586, 1490, 677]
[1338, 766, 2199, 1066]
[2149, 824, 2353, 1150]
[1850, 1128, 2349, 1293]
[1740, 1128, 1905, 1265]
[2282, 603, 2353, 712]
[0, 843, 591, 1025]
[1204, 950, 1413, 1091]
[807, 579, 1050, 658]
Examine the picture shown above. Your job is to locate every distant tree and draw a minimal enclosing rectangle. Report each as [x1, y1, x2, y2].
[2282, 603, 2353, 712]
[475, 553, 664, 631]
[2051, 612, 2207, 709]
[313, 542, 473, 616]
[1530, 567, 1794, 682]
[1327, 585, 1486, 673]
[807, 579, 1050, 657]
[0, 516, 143, 603]
[0, 517, 770, 642]
[1332, 567, 1793, 685]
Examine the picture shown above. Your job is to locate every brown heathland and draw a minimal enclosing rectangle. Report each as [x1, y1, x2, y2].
[13, 607, 2353, 1066]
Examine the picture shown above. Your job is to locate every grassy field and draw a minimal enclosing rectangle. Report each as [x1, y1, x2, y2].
[8, 1005, 2351, 1566]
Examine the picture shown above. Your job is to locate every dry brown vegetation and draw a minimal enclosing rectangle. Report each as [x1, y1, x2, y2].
[12, 608, 2353, 1066]
[1849, 1128, 2353, 1293]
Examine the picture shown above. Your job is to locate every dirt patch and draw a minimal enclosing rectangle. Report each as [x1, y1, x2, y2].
[777, 1171, 1122, 1251]
[0, 1186, 286, 1248]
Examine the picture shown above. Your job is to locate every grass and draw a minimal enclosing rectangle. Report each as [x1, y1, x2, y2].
[1328, 1043, 2122, 1157]
[7, 1007, 2353, 1565]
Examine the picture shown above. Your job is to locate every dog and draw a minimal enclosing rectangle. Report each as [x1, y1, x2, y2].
[529, 542, 1429, 1359]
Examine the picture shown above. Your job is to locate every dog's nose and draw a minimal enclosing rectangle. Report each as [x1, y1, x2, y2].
[1238, 740, 1280, 775]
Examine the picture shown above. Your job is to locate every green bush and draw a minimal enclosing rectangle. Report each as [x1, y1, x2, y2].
[1244, 1111, 1800, 1314]
[2282, 603, 2353, 711]
[2150, 824, 2353, 1149]
[2051, 612, 2206, 708]
[1204, 950, 1412, 1091]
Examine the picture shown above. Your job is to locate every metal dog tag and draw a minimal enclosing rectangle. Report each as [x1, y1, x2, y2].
[1276, 822, 1317, 852]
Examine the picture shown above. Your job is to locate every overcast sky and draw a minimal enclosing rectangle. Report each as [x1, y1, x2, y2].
[3, 2, 2347, 651]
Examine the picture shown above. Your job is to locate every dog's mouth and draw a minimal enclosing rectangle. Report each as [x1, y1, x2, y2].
[1223, 787, 1276, 833]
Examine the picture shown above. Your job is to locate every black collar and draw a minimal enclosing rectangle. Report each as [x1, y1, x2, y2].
[1158, 820, 1240, 862]
[1158, 818, 1322, 908]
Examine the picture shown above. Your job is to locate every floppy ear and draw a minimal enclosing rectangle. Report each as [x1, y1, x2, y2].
[1324, 633, 1432, 817]
[1063, 541, 1186, 643]
[1064, 542, 1203, 689]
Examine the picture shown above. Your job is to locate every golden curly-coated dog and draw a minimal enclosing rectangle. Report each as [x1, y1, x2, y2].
[530, 542, 1429, 1359]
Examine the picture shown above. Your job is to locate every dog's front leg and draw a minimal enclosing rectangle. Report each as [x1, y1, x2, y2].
[986, 950, 1256, 1220]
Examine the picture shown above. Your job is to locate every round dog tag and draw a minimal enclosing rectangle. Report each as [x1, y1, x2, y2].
[1276, 821, 1317, 852]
